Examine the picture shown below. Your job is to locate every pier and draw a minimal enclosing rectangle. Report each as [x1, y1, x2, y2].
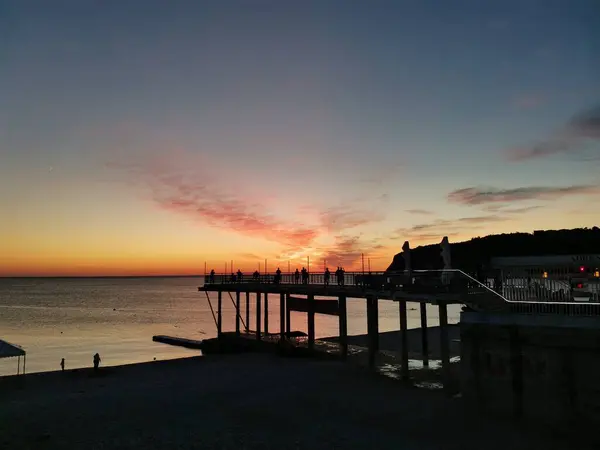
[196, 268, 502, 391]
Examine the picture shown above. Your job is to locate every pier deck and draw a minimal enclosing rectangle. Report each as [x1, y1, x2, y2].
[200, 281, 465, 303]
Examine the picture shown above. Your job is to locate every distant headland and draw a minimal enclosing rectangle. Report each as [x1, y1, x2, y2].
[387, 227, 600, 272]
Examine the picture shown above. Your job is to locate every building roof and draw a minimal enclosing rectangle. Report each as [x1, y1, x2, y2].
[490, 254, 600, 268]
[0, 340, 26, 359]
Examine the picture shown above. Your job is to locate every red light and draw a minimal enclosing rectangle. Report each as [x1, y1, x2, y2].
[577, 283, 583, 289]
[580, 266, 585, 272]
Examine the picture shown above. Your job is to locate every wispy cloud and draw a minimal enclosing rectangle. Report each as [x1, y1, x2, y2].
[393, 215, 510, 243]
[318, 235, 385, 268]
[512, 94, 545, 110]
[405, 209, 434, 215]
[482, 204, 543, 214]
[109, 155, 390, 257]
[320, 205, 385, 233]
[506, 104, 600, 161]
[448, 185, 600, 205]
[109, 159, 319, 249]
[358, 161, 403, 186]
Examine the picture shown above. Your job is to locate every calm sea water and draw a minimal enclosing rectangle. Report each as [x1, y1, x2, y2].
[0, 277, 460, 376]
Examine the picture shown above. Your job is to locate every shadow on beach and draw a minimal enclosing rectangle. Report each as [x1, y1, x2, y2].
[319, 325, 461, 360]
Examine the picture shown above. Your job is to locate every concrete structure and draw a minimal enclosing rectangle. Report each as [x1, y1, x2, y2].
[461, 312, 600, 427]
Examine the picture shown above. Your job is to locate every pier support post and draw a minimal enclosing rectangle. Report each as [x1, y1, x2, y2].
[307, 293, 315, 351]
[420, 303, 429, 367]
[264, 293, 269, 335]
[217, 291, 223, 339]
[235, 291, 241, 337]
[367, 295, 379, 368]
[245, 292, 250, 332]
[439, 302, 451, 392]
[399, 299, 409, 381]
[285, 294, 291, 337]
[256, 292, 262, 341]
[280, 292, 285, 339]
[338, 295, 348, 360]
[373, 296, 379, 352]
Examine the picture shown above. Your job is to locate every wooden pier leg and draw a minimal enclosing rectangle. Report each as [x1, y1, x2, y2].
[338, 295, 348, 360]
[420, 302, 429, 367]
[235, 291, 241, 337]
[399, 299, 409, 381]
[280, 292, 285, 339]
[264, 293, 269, 335]
[245, 291, 250, 332]
[285, 294, 291, 337]
[439, 302, 451, 392]
[217, 291, 223, 339]
[367, 295, 378, 368]
[307, 293, 315, 351]
[373, 295, 379, 352]
[256, 292, 262, 341]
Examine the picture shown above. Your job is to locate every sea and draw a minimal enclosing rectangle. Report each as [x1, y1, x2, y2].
[0, 277, 461, 376]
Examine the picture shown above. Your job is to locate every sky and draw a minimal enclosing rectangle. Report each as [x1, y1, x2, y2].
[1, 0, 599, 276]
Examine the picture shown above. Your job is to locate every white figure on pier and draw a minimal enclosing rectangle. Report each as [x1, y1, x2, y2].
[440, 236, 452, 285]
[402, 241, 412, 275]
[402, 240, 412, 283]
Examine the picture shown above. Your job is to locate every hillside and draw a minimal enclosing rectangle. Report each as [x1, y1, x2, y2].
[386, 227, 600, 271]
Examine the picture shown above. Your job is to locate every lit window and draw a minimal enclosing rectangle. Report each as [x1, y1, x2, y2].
[542, 271, 548, 278]
[595, 271, 600, 278]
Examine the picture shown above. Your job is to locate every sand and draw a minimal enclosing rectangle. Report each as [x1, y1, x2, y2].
[320, 325, 462, 360]
[0, 354, 589, 450]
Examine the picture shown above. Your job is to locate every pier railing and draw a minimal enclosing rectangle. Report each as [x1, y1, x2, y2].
[202, 268, 600, 314]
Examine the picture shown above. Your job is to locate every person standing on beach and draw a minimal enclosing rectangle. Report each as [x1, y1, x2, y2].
[60, 358, 65, 372]
[93, 353, 101, 371]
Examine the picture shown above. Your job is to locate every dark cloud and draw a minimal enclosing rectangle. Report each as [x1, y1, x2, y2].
[405, 209, 434, 215]
[448, 185, 600, 205]
[506, 104, 600, 161]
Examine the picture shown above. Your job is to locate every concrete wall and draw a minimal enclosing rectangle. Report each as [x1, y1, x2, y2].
[461, 312, 600, 428]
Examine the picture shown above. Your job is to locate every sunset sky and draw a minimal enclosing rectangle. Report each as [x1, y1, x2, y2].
[1, 1, 599, 276]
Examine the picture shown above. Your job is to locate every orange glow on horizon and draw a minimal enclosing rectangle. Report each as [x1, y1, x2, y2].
[0, 250, 394, 277]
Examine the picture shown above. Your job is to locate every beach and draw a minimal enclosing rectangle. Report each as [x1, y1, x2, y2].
[0, 353, 586, 450]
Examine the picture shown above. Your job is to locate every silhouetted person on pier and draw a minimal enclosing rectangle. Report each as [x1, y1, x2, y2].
[294, 268, 300, 283]
[253, 270, 260, 281]
[275, 267, 282, 284]
[237, 269, 243, 282]
[301, 267, 308, 284]
[209, 269, 215, 284]
[93, 353, 101, 371]
[60, 358, 65, 372]
[335, 267, 342, 285]
[231, 272, 236, 282]
[324, 268, 330, 286]
[340, 267, 345, 286]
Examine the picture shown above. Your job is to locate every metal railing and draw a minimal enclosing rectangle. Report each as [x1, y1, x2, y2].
[202, 268, 600, 314]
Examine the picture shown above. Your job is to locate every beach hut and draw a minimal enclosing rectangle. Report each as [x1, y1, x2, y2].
[0, 339, 26, 375]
